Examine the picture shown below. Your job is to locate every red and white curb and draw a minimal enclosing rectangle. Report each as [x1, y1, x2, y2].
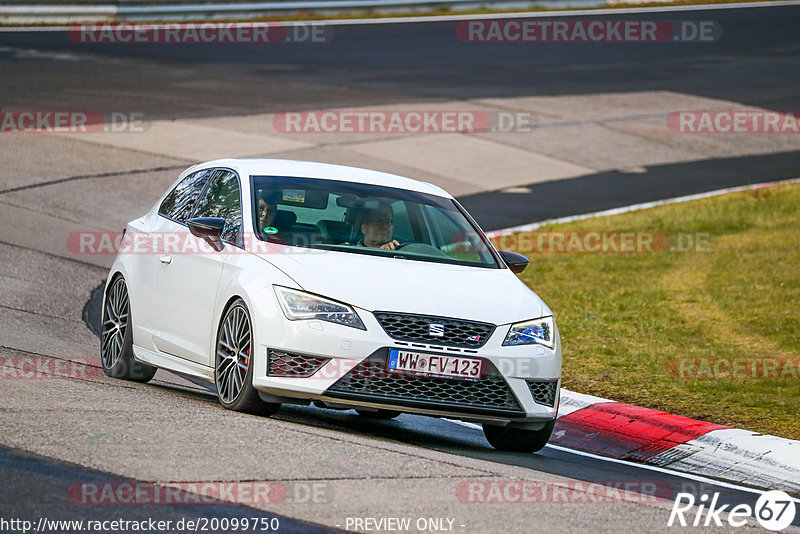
[486, 177, 800, 495]
[556, 390, 800, 494]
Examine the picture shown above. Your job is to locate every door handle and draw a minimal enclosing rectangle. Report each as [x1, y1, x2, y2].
[159, 255, 173, 264]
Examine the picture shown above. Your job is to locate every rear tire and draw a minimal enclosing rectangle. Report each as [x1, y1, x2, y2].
[215, 299, 280, 416]
[101, 276, 157, 383]
[355, 408, 401, 420]
[482, 419, 555, 453]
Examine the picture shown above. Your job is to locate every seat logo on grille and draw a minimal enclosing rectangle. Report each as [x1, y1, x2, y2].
[428, 323, 445, 337]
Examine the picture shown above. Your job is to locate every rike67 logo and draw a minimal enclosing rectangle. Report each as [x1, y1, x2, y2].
[668, 490, 797, 531]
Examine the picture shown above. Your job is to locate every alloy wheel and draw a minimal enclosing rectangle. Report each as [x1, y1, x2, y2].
[101, 277, 129, 370]
[216, 304, 251, 404]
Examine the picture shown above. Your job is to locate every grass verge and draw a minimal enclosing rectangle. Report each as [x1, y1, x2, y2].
[499, 182, 800, 440]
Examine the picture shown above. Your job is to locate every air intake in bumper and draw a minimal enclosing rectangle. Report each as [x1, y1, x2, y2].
[526, 380, 559, 407]
[268, 350, 330, 378]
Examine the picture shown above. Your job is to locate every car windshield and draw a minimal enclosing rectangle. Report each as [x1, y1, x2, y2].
[251, 175, 500, 268]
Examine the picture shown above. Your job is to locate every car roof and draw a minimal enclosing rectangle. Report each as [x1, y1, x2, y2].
[190, 158, 453, 199]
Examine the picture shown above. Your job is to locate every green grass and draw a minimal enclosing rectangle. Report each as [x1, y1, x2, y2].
[494, 183, 800, 440]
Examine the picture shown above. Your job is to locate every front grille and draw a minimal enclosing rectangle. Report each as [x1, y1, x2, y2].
[374, 312, 495, 348]
[326, 353, 524, 416]
[526, 380, 558, 407]
[268, 350, 330, 378]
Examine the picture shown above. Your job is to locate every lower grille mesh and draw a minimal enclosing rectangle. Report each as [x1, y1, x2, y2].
[326, 354, 523, 415]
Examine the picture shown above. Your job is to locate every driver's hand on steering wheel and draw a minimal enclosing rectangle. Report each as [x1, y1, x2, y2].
[379, 240, 400, 250]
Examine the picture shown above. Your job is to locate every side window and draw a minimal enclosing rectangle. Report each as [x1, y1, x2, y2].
[420, 204, 493, 263]
[158, 169, 214, 223]
[391, 202, 414, 243]
[191, 170, 243, 245]
[421, 204, 458, 247]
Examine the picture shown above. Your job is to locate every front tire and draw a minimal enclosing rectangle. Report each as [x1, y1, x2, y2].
[482, 420, 555, 453]
[100, 276, 157, 383]
[215, 299, 280, 416]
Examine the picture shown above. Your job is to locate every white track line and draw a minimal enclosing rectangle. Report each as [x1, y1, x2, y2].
[544, 444, 800, 501]
[1, 0, 799, 31]
[444, 419, 800, 500]
[486, 176, 800, 237]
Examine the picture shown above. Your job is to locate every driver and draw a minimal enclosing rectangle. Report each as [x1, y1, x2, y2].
[257, 191, 283, 238]
[359, 203, 399, 250]
[258, 196, 277, 231]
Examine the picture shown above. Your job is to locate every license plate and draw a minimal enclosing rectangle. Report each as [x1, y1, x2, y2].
[388, 349, 482, 380]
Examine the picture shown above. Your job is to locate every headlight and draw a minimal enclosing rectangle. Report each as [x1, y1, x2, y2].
[503, 316, 555, 348]
[274, 286, 366, 330]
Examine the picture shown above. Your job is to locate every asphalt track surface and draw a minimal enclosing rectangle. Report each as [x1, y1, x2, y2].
[1, 5, 799, 114]
[0, 445, 335, 533]
[2, 5, 799, 229]
[1, 3, 800, 532]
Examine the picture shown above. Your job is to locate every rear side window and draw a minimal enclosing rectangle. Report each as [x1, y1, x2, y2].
[191, 170, 243, 245]
[159, 169, 214, 223]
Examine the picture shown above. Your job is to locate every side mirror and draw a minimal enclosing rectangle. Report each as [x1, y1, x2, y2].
[499, 250, 529, 274]
[187, 217, 226, 252]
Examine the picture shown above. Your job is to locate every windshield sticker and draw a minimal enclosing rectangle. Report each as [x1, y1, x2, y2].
[263, 226, 278, 235]
[282, 189, 306, 203]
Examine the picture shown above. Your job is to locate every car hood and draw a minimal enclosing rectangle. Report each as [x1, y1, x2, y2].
[253, 248, 548, 325]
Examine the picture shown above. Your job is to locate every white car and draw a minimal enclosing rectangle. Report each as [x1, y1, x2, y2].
[101, 159, 561, 452]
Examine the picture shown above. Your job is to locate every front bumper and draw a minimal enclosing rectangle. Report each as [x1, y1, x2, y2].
[250, 307, 561, 424]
